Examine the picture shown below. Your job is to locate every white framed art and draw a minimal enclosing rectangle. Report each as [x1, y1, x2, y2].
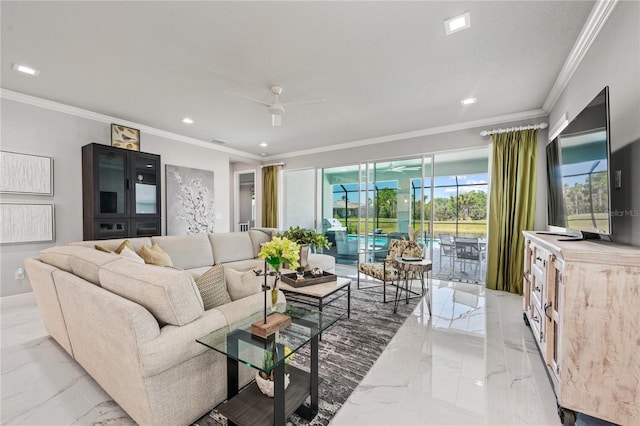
[0, 203, 55, 245]
[0, 151, 53, 195]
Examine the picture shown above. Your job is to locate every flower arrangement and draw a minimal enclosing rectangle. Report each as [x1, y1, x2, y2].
[258, 237, 300, 305]
[258, 236, 301, 271]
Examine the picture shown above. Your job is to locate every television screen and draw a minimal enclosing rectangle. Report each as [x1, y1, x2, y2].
[546, 87, 611, 239]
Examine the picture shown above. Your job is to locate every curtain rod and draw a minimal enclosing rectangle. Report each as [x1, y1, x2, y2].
[480, 122, 548, 137]
[260, 162, 285, 168]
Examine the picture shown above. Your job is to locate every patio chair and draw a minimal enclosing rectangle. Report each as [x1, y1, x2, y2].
[439, 233, 455, 269]
[357, 239, 424, 303]
[334, 229, 358, 259]
[453, 237, 486, 278]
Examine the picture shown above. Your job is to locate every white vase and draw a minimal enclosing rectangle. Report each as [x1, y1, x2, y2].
[255, 371, 290, 397]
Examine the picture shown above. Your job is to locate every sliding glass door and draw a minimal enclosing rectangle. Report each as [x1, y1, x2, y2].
[431, 149, 489, 283]
[283, 147, 489, 284]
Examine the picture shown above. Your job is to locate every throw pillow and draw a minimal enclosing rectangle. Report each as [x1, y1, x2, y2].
[114, 239, 134, 254]
[95, 244, 113, 253]
[195, 265, 232, 309]
[119, 246, 145, 264]
[225, 268, 262, 301]
[139, 243, 173, 267]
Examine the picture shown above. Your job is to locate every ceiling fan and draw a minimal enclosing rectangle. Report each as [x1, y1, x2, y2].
[225, 85, 326, 126]
[388, 162, 421, 172]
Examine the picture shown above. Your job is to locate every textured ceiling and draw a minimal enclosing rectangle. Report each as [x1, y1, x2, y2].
[1, 1, 595, 158]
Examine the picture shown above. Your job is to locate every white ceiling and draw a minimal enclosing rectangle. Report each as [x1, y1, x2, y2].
[1, 1, 596, 159]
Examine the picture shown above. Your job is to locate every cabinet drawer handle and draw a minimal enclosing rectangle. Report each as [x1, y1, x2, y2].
[544, 302, 553, 320]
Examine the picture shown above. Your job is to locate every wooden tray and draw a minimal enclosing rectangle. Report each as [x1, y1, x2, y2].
[281, 271, 337, 288]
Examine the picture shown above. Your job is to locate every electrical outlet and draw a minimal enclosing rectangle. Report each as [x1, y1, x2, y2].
[15, 267, 25, 280]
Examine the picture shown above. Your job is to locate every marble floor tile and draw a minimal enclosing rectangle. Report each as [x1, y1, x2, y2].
[331, 279, 611, 426]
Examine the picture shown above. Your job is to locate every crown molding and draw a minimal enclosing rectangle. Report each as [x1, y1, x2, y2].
[0, 89, 262, 161]
[264, 108, 548, 161]
[542, 0, 618, 112]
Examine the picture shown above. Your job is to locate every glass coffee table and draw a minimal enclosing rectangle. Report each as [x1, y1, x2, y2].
[197, 305, 341, 426]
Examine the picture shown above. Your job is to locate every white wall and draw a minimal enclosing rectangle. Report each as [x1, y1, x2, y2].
[0, 98, 232, 297]
[549, 1, 640, 245]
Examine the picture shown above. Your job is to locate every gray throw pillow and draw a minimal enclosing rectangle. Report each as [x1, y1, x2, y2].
[225, 268, 262, 301]
[195, 265, 232, 309]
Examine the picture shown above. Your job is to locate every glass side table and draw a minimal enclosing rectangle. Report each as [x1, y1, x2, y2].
[197, 304, 341, 426]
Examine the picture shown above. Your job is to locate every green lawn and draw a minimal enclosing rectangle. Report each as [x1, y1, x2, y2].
[335, 218, 487, 238]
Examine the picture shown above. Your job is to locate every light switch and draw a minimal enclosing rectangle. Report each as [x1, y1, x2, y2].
[614, 170, 622, 189]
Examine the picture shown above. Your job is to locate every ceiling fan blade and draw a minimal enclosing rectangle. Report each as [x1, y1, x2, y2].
[271, 114, 282, 127]
[281, 97, 326, 107]
[224, 91, 270, 106]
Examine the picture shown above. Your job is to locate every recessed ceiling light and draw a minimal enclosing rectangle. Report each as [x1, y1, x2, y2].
[259, 142, 268, 147]
[444, 12, 471, 35]
[461, 97, 477, 105]
[11, 63, 40, 76]
[181, 117, 194, 124]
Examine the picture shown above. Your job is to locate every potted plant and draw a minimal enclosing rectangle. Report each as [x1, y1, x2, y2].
[278, 226, 332, 271]
[278, 226, 332, 253]
[255, 345, 294, 397]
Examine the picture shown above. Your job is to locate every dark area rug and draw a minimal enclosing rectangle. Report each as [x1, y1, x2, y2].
[193, 280, 421, 426]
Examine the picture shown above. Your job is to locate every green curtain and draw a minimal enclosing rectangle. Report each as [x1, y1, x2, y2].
[262, 165, 280, 228]
[486, 129, 537, 294]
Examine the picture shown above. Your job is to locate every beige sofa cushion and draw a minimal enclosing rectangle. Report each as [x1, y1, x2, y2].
[220, 258, 264, 272]
[70, 237, 152, 253]
[209, 232, 254, 264]
[151, 234, 214, 270]
[138, 308, 229, 378]
[39, 245, 119, 286]
[248, 229, 272, 257]
[99, 259, 204, 326]
[309, 253, 336, 274]
[224, 268, 262, 301]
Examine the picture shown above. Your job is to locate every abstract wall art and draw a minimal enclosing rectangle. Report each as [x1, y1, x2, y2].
[165, 165, 215, 235]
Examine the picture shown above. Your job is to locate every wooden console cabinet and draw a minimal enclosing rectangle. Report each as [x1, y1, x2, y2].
[522, 231, 640, 426]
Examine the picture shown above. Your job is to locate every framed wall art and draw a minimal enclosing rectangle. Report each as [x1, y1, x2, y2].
[0, 151, 53, 195]
[166, 165, 215, 235]
[111, 124, 141, 151]
[0, 203, 55, 245]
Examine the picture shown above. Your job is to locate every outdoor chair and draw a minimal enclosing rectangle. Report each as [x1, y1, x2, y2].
[357, 239, 424, 303]
[453, 237, 486, 278]
[334, 229, 358, 259]
[439, 233, 455, 269]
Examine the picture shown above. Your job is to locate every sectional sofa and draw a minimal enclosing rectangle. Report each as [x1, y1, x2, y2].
[24, 229, 335, 425]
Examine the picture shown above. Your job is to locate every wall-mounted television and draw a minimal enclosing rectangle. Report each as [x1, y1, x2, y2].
[546, 86, 612, 241]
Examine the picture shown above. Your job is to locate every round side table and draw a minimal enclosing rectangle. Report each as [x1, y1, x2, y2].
[392, 258, 432, 314]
